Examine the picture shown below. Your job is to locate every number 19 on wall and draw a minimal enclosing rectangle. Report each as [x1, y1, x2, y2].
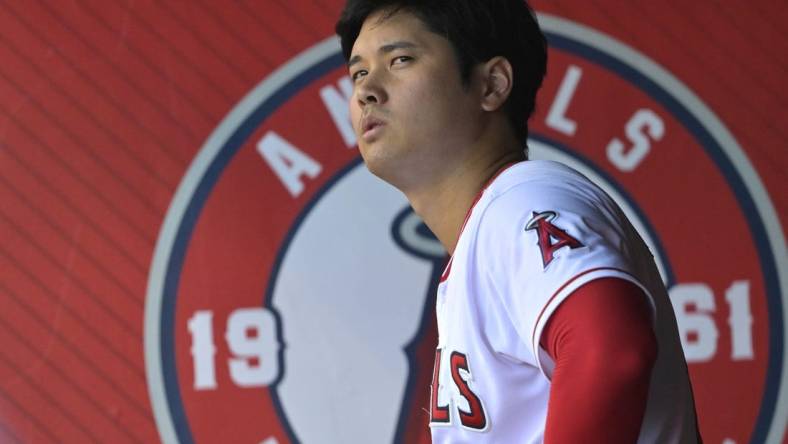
[187, 308, 281, 390]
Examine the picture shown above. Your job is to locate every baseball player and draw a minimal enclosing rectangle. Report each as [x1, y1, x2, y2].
[336, 0, 701, 442]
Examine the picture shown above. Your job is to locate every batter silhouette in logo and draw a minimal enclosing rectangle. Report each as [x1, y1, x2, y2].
[270, 164, 446, 443]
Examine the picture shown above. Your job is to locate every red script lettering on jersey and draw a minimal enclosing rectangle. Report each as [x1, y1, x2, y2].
[430, 349, 488, 430]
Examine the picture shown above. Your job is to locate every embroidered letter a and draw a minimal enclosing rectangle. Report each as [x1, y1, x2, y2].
[525, 211, 584, 268]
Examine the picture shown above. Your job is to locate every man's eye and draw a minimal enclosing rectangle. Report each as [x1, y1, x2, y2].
[391, 56, 412, 66]
[351, 70, 367, 81]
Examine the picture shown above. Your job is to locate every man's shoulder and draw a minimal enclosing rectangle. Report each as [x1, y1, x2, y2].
[477, 160, 609, 230]
[467, 159, 628, 271]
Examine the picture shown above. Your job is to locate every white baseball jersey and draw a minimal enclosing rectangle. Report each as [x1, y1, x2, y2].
[429, 160, 698, 443]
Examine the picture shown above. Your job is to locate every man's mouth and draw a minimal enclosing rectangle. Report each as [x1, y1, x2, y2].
[361, 117, 386, 142]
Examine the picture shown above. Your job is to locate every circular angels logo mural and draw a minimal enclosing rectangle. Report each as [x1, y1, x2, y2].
[146, 14, 787, 444]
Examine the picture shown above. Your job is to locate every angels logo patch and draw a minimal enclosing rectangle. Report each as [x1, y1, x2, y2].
[146, 14, 787, 444]
[525, 210, 585, 268]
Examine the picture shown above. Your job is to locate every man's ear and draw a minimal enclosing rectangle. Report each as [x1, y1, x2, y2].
[479, 56, 513, 112]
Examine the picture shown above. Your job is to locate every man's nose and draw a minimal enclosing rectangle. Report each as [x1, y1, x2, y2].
[356, 73, 388, 106]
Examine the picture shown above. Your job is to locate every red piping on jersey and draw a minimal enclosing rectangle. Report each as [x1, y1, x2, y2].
[439, 161, 522, 283]
[530, 266, 639, 349]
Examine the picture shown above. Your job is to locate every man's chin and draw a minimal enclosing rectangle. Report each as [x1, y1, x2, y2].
[360, 148, 401, 185]
[360, 153, 389, 181]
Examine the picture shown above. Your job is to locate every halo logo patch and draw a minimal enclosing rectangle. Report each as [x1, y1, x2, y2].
[146, 15, 787, 444]
[525, 210, 585, 268]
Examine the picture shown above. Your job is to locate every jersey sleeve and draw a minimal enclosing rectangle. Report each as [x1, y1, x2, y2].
[473, 182, 656, 372]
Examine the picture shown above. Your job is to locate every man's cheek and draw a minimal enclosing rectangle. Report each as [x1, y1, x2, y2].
[350, 107, 361, 134]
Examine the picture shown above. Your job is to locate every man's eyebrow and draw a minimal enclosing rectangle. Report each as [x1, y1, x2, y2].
[348, 41, 420, 68]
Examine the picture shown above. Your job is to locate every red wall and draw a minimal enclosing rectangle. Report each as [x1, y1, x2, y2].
[0, 1, 785, 443]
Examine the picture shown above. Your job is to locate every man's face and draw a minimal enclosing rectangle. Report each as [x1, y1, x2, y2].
[348, 9, 483, 188]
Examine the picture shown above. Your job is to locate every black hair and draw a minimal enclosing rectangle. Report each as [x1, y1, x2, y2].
[335, 0, 547, 147]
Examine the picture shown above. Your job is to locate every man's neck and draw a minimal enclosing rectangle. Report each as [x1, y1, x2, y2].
[405, 148, 525, 255]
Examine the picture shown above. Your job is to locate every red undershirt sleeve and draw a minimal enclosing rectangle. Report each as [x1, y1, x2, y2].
[539, 277, 658, 444]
